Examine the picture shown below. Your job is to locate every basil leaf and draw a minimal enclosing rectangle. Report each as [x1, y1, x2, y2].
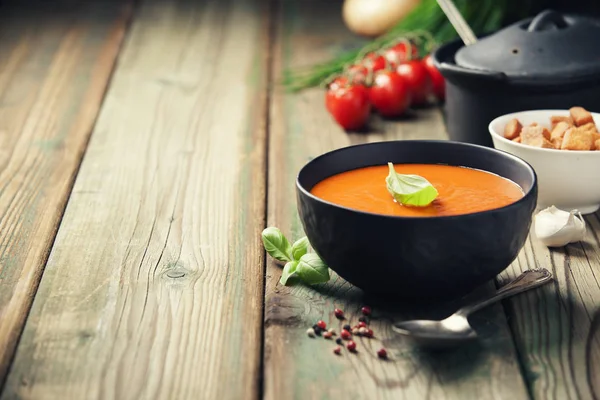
[296, 253, 330, 285]
[291, 236, 310, 260]
[385, 162, 438, 207]
[280, 261, 298, 286]
[262, 227, 293, 262]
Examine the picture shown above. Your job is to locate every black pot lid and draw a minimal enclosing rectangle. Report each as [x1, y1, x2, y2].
[454, 10, 600, 83]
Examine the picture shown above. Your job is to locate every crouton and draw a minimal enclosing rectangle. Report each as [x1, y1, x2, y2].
[550, 115, 574, 128]
[595, 139, 600, 150]
[592, 132, 600, 149]
[521, 126, 554, 148]
[561, 127, 594, 150]
[579, 122, 598, 133]
[551, 121, 571, 140]
[529, 122, 539, 127]
[503, 118, 522, 140]
[552, 137, 563, 149]
[569, 107, 594, 126]
[513, 136, 522, 143]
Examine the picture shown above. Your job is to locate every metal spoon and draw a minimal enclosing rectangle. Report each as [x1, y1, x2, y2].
[392, 269, 553, 349]
[435, 0, 478, 46]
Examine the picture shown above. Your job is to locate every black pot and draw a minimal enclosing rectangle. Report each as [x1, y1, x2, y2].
[296, 141, 538, 300]
[433, 10, 600, 147]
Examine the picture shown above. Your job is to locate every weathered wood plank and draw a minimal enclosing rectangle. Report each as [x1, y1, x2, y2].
[2, 0, 269, 398]
[0, 0, 133, 382]
[501, 214, 600, 400]
[264, 1, 530, 399]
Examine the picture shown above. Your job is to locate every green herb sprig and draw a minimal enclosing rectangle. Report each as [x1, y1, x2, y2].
[386, 162, 438, 207]
[261, 227, 330, 286]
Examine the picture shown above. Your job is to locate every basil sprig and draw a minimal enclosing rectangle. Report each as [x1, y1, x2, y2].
[386, 162, 438, 207]
[261, 227, 330, 286]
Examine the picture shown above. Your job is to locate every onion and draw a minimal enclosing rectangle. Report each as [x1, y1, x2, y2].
[342, 0, 422, 38]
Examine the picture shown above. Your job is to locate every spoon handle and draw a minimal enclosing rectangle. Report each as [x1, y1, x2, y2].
[454, 269, 553, 317]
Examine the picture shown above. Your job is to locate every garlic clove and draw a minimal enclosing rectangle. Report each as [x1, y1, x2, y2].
[534, 206, 586, 247]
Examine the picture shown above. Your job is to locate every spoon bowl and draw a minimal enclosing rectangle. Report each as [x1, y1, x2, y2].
[392, 269, 553, 349]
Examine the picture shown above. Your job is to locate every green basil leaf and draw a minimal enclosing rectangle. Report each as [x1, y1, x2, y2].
[280, 261, 299, 286]
[296, 253, 330, 285]
[385, 162, 438, 207]
[291, 236, 310, 260]
[262, 227, 293, 262]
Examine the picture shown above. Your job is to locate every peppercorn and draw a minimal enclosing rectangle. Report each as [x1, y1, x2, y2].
[365, 328, 374, 338]
[343, 324, 351, 332]
[314, 326, 322, 336]
[323, 331, 333, 339]
[340, 329, 352, 340]
[328, 329, 337, 336]
[317, 320, 327, 330]
[358, 327, 368, 336]
[358, 316, 368, 323]
[334, 308, 344, 319]
[333, 346, 342, 355]
[306, 328, 316, 338]
[377, 348, 387, 359]
[361, 306, 372, 316]
[351, 327, 360, 335]
[335, 337, 343, 345]
[347, 340, 357, 352]
[358, 321, 367, 328]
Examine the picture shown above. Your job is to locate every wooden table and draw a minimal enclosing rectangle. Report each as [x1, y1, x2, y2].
[0, 0, 598, 398]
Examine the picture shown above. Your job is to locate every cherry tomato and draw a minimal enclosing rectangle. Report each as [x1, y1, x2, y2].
[362, 52, 386, 73]
[325, 84, 371, 131]
[327, 76, 349, 92]
[423, 54, 445, 100]
[369, 71, 411, 117]
[384, 41, 419, 67]
[396, 60, 432, 106]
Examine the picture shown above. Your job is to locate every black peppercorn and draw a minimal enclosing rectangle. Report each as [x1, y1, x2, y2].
[343, 324, 351, 331]
[358, 317, 368, 323]
[335, 337, 343, 345]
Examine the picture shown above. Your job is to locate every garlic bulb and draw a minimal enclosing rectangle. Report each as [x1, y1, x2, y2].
[534, 206, 586, 247]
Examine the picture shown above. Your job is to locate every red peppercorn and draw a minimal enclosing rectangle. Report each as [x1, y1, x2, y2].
[341, 329, 352, 340]
[334, 308, 344, 319]
[323, 331, 333, 339]
[358, 321, 367, 328]
[333, 346, 342, 355]
[361, 306, 372, 316]
[317, 320, 327, 330]
[365, 328, 374, 338]
[347, 340, 357, 352]
[377, 348, 387, 359]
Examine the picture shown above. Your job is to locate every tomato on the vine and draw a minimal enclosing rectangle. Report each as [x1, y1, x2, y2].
[384, 42, 419, 67]
[369, 71, 411, 117]
[423, 54, 445, 100]
[396, 60, 432, 106]
[328, 76, 349, 92]
[325, 83, 370, 131]
[362, 52, 386, 73]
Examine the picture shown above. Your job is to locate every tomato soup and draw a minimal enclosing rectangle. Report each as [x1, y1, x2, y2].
[310, 164, 524, 217]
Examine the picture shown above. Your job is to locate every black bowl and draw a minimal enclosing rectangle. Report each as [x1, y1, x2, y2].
[296, 140, 538, 300]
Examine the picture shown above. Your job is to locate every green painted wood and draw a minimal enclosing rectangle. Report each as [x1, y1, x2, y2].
[500, 214, 600, 400]
[263, 1, 530, 399]
[0, 0, 133, 383]
[2, 0, 270, 398]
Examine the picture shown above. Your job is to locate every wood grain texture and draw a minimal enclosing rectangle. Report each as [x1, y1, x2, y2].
[264, 1, 530, 399]
[0, 0, 133, 382]
[2, 0, 269, 398]
[500, 212, 600, 400]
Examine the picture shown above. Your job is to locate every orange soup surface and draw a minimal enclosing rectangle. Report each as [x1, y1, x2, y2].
[310, 164, 524, 217]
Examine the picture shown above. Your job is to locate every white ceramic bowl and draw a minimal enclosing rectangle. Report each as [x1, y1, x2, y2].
[489, 110, 600, 214]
